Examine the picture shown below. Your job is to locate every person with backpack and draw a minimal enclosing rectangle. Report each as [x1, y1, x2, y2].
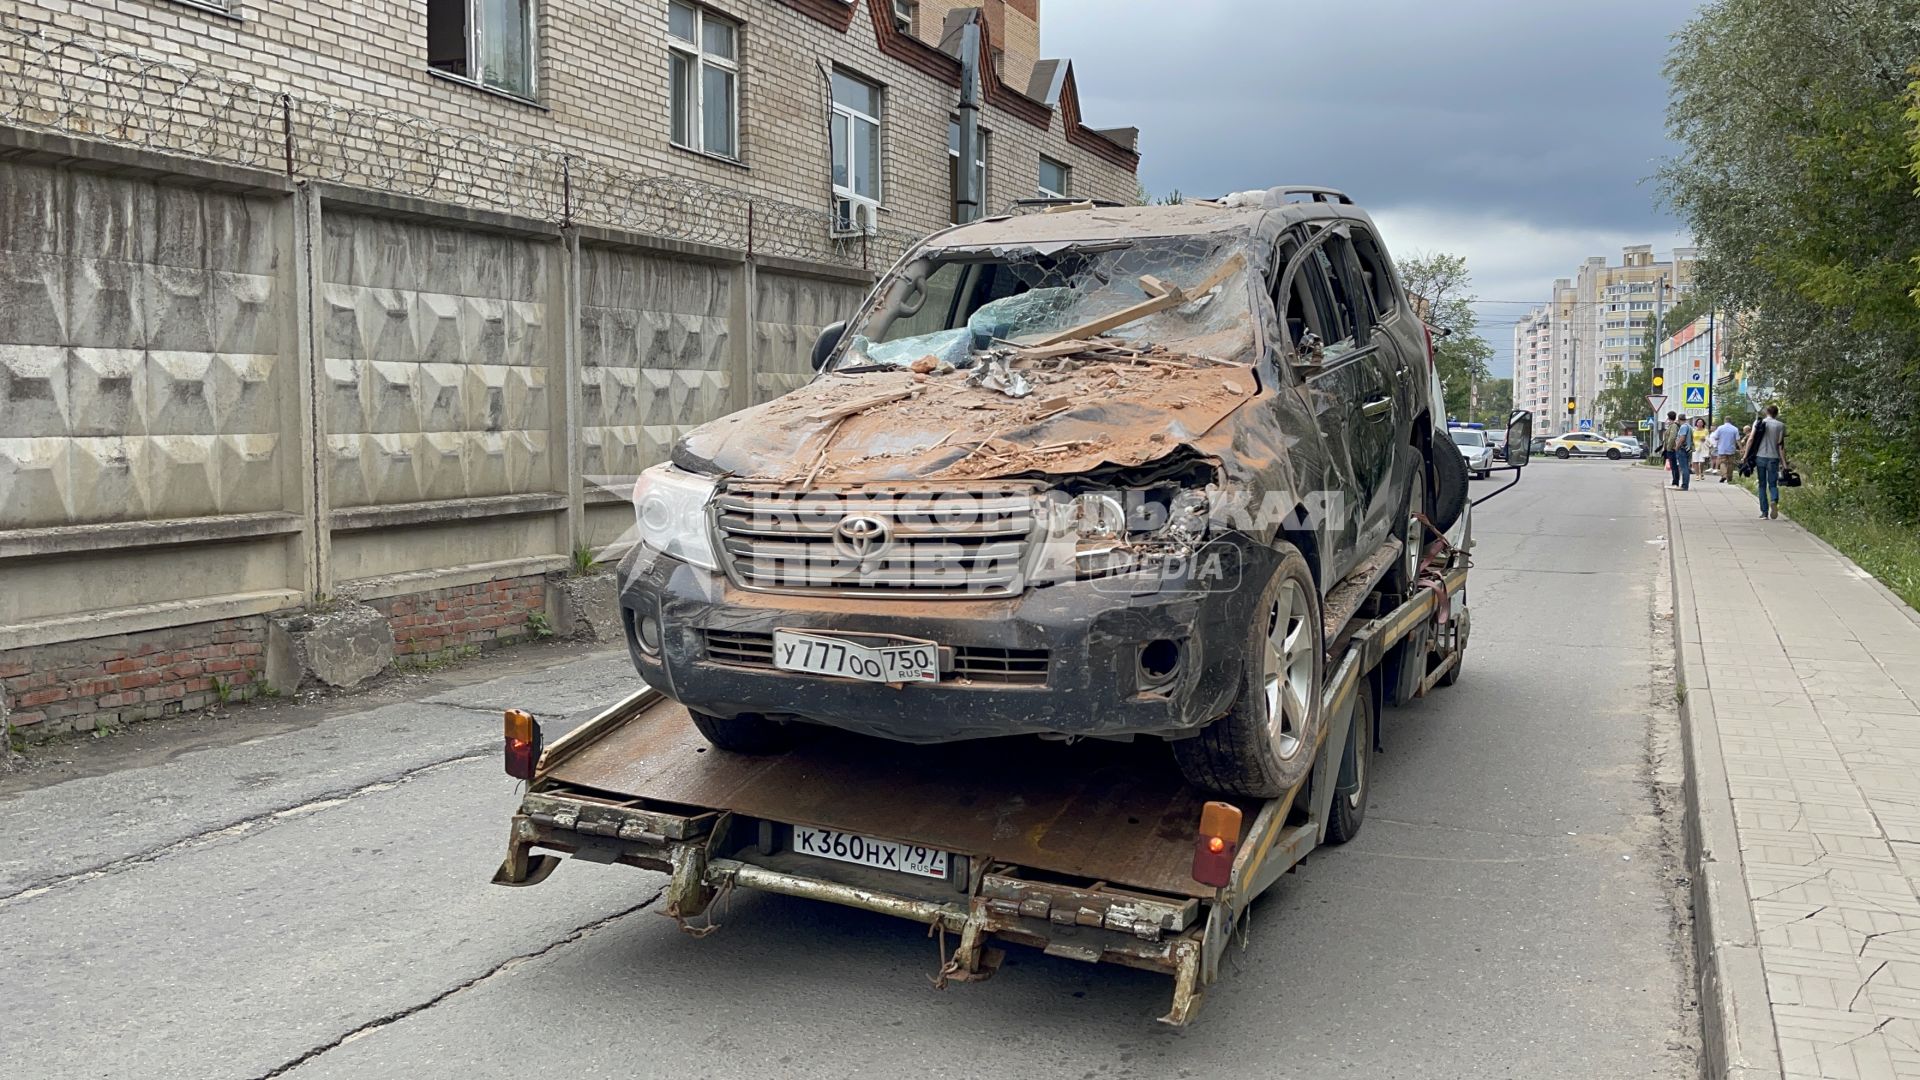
[1743, 405, 1788, 519]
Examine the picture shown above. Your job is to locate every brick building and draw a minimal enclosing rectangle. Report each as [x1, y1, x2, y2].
[0, 1, 1143, 737]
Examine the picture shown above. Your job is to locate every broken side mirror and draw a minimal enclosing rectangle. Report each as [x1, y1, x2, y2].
[1505, 410, 1533, 468]
[811, 321, 847, 371]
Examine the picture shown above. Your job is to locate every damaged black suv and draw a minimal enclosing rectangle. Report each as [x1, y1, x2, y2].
[618, 190, 1460, 798]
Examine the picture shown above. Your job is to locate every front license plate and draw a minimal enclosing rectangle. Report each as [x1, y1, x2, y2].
[792, 826, 951, 880]
[772, 630, 939, 684]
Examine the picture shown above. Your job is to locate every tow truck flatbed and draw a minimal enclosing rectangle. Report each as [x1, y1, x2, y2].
[492, 527, 1472, 1026]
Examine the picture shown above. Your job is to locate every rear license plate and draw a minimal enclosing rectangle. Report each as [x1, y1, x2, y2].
[772, 630, 939, 684]
[792, 826, 951, 880]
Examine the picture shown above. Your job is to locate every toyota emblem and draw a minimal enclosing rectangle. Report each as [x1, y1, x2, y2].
[831, 514, 893, 561]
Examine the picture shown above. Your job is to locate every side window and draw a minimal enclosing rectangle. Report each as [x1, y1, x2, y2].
[1310, 248, 1355, 346]
[1272, 236, 1334, 351]
[1350, 228, 1399, 319]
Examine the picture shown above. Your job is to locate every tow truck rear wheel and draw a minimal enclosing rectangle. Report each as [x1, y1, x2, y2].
[1323, 682, 1374, 845]
[1174, 545, 1323, 799]
[688, 709, 793, 754]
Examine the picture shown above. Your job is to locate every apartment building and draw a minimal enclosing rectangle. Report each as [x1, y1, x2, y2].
[1534, 246, 1698, 430]
[1656, 314, 1725, 421]
[1513, 304, 1554, 429]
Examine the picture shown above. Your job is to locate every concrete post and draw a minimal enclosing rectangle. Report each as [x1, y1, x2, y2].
[555, 229, 585, 557]
[730, 257, 758, 415]
[290, 184, 331, 601]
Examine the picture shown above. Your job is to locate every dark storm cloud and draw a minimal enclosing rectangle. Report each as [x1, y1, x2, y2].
[1042, 0, 1703, 374]
[1049, 0, 1697, 232]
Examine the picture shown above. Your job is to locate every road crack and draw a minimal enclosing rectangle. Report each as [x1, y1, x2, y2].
[255, 890, 664, 1079]
[0, 750, 491, 909]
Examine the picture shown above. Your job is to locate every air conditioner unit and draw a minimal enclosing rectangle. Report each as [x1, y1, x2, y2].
[831, 194, 879, 237]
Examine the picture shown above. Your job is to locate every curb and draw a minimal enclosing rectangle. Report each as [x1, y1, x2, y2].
[1663, 486, 1785, 1080]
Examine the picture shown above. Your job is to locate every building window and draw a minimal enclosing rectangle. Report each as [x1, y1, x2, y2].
[1038, 156, 1070, 199]
[830, 70, 883, 232]
[427, 0, 537, 99]
[668, 2, 739, 158]
[949, 119, 987, 224]
[891, 0, 917, 34]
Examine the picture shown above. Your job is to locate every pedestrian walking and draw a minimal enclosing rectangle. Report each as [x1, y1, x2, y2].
[1665, 412, 1694, 490]
[1742, 405, 1788, 519]
[1712, 417, 1741, 482]
[1663, 412, 1682, 487]
[1691, 417, 1711, 480]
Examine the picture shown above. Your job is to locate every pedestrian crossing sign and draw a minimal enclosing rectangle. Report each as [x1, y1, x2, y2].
[1683, 382, 1709, 407]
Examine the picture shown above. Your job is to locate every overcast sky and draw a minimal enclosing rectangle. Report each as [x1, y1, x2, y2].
[1044, 0, 1701, 377]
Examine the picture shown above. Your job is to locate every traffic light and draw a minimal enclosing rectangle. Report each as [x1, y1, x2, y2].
[1651, 367, 1665, 390]
[1566, 397, 1577, 414]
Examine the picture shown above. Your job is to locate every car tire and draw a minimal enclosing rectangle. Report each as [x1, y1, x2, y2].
[1381, 459, 1429, 598]
[688, 709, 794, 754]
[1173, 545, 1324, 800]
[1322, 681, 1374, 845]
[1429, 438, 1469, 534]
[1607, 448, 1622, 460]
[1555, 447, 1571, 459]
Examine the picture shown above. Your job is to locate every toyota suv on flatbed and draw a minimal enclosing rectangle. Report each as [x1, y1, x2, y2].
[618, 189, 1463, 798]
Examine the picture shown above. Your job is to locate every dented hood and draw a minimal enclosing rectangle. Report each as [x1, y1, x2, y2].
[674, 360, 1261, 484]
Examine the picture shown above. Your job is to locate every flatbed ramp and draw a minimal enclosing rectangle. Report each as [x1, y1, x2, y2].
[496, 558, 1470, 1025]
[546, 699, 1239, 900]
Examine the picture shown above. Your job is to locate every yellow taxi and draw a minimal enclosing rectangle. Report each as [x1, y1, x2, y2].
[1544, 432, 1634, 459]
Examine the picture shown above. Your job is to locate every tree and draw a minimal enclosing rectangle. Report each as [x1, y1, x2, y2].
[1471, 378, 1512, 429]
[1662, 1, 1920, 520]
[1397, 252, 1494, 419]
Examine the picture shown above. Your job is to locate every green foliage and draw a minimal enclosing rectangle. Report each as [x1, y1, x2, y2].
[526, 611, 554, 638]
[1662, 0, 1920, 532]
[570, 545, 597, 576]
[1396, 252, 1494, 420]
[1470, 378, 1512, 428]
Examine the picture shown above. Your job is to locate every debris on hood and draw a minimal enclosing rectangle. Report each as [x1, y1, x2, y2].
[673, 340, 1260, 485]
[964, 353, 1033, 398]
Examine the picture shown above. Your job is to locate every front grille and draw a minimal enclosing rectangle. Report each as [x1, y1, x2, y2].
[713, 485, 1037, 597]
[701, 630, 1050, 686]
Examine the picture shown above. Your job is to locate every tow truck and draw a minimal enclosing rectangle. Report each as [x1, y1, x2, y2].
[494, 407, 1531, 1025]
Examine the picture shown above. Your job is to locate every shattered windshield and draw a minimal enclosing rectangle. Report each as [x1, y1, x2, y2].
[838, 235, 1259, 370]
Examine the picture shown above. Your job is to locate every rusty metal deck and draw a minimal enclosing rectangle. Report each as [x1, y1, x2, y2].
[544, 699, 1245, 900]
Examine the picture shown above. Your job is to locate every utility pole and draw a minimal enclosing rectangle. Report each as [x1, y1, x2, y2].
[1705, 310, 1716, 425]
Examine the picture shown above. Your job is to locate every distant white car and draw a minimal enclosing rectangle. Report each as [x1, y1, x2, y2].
[1450, 428, 1495, 480]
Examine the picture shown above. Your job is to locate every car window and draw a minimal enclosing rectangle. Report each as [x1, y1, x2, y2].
[1449, 430, 1487, 447]
[1309, 248, 1356, 347]
[1349, 227, 1398, 320]
[1323, 234, 1376, 347]
[1272, 237, 1333, 351]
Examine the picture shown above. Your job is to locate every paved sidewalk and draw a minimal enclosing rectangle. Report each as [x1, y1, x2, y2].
[1670, 477, 1920, 1080]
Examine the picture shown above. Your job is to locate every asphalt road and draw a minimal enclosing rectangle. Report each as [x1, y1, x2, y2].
[0, 459, 1695, 1079]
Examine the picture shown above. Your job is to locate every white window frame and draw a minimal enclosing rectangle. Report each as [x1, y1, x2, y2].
[830, 72, 883, 235]
[668, 1, 740, 160]
[427, 0, 539, 101]
[1037, 155, 1070, 199]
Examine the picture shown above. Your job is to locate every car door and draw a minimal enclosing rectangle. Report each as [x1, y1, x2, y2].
[1274, 225, 1399, 579]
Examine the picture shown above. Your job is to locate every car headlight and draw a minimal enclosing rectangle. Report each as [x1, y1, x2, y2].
[631, 464, 719, 571]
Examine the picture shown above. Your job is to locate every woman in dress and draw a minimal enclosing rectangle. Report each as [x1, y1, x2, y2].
[1692, 417, 1712, 479]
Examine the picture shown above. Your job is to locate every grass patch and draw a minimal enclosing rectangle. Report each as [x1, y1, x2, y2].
[1772, 476, 1920, 613]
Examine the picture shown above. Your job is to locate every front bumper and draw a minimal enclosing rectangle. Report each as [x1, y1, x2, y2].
[618, 537, 1277, 743]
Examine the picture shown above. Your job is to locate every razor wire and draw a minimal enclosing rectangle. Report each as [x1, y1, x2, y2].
[1, 21, 926, 271]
